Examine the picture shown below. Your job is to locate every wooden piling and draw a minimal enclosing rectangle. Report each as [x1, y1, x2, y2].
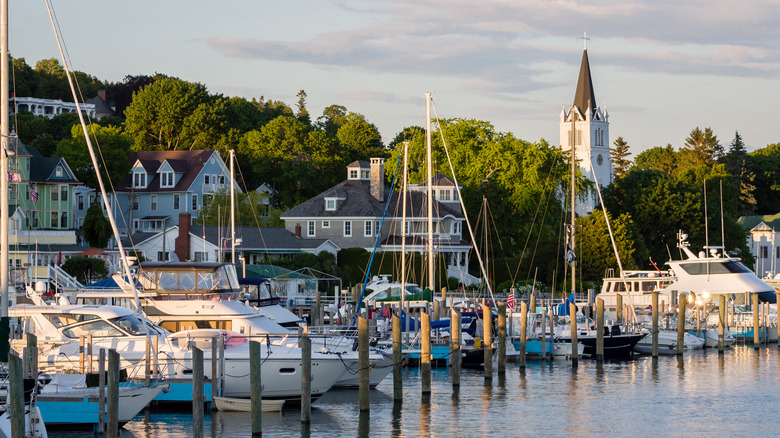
[677, 295, 687, 355]
[616, 294, 623, 325]
[26, 333, 37, 379]
[107, 349, 120, 438]
[441, 288, 448, 317]
[652, 292, 659, 357]
[301, 335, 311, 423]
[482, 304, 493, 379]
[718, 294, 726, 353]
[753, 292, 760, 348]
[596, 298, 605, 361]
[777, 292, 780, 349]
[541, 306, 547, 360]
[529, 294, 536, 314]
[497, 302, 506, 373]
[451, 308, 461, 387]
[359, 316, 370, 411]
[9, 352, 23, 438]
[314, 290, 322, 327]
[98, 349, 105, 437]
[87, 335, 93, 374]
[250, 341, 262, 436]
[421, 312, 432, 393]
[192, 347, 204, 438]
[79, 335, 85, 374]
[145, 334, 151, 387]
[519, 301, 527, 368]
[393, 314, 402, 402]
[211, 336, 218, 407]
[570, 302, 578, 366]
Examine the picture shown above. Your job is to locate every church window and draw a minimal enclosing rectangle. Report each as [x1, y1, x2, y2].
[597, 154, 603, 166]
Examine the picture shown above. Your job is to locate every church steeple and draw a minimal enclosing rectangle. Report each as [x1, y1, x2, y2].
[572, 49, 596, 115]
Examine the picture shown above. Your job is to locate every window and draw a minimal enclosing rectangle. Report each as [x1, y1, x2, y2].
[452, 222, 461, 235]
[78, 217, 84, 227]
[51, 187, 59, 201]
[60, 186, 68, 202]
[194, 252, 208, 262]
[596, 154, 604, 166]
[204, 174, 210, 185]
[31, 212, 38, 228]
[761, 247, 769, 259]
[325, 199, 336, 211]
[192, 194, 198, 210]
[307, 221, 315, 237]
[454, 190, 459, 201]
[157, 251, 170, 262]
[349, 169, 358, 179]
[133, 172, 146, 188]
[9, 185, 16, 201]
[439, 190, 451, 201]
[344, 221, 352, 237]
[55, 166, 63, 177]
[78, 195, 84, 210]
[51, 212, 58, 228]
[322, 220, 330, 229]
[132, 196, 139, 211]
[60, 212, 67, 228]
[360, 170, 370, 179]
[151, 195, 157, 211]
[173, 194, 180, 210]
[219, 175, 225, 185]
[376, 221, 380, 235]
[364, 220, 372, 237]
[133, 220, 139, 230]
[160, 172, 174, 188]
[777, 247, 780, 259]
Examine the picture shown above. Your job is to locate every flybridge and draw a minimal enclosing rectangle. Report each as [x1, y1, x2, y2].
[133, 262, 242, 300]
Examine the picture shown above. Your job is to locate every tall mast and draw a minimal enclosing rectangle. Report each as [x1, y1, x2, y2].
[400, 141, 409, 310]
[230, 149, 235, 264]
[426, 92, 434, 291]
[570, 111, 576, 298]
[0, 0, 9, 361]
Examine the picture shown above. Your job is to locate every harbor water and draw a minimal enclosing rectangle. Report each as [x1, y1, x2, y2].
[51, 346, 780, 437]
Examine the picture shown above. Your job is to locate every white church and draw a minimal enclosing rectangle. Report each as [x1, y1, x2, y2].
[560, 47, 613, 216]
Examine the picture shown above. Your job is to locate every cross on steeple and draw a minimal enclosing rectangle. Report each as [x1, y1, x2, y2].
[581, 32, 590, 50]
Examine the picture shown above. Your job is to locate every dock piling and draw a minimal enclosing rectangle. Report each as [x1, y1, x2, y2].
[718, 295, 725, 353]
[107, 349, 120, 438]
[393, 313, 402, 402]
[596, 298, 605, 361]
[421, 312, 432, 393]
[359, 316, 370, 411]
[519, 301, 527, 368]
[652, 292, 659, 357]
[753, 292, 760, 348]
[451, 308, 461, 387]
[301, 335, 312, 423]
[482, 304, 493, 379]
[250, 341, 263, 436]
[98, 348, 105, 437]
[9, 352, 23, 438]
[677, 295, 687, 355]
[569, 302, 578, 366]
[497, 303, 506, 373]
[192, 347, 204, 438]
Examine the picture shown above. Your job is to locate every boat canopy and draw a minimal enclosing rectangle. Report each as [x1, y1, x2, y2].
[137, 262, 241, 298]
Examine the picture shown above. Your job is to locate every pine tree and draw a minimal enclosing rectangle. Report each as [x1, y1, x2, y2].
[725, 131, 756, 215]
[610, 136, 632, 179]
[296, 90, 311, 126]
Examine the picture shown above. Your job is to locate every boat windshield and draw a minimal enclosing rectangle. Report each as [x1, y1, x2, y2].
[62, 319, 125, 338]
[678, 261, 751, 275]
[109, 315, 146, 336]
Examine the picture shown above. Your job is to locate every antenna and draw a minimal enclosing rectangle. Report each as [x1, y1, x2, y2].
[581, 32, 590, 50]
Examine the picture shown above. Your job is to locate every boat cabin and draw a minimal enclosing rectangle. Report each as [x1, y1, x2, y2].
[136, 262, 241, 300]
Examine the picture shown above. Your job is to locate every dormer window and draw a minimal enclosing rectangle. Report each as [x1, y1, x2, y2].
[55, 166, 63, 177]
[360, 170, 370, 179]
[160, 171, 174, 188]
[349, 169, 358, 179]
[325, 198, 336, 211]
[439, 190, 451, 201]
[133, 171, 147, 188]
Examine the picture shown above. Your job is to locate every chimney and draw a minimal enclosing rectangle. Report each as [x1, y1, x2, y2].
[370, 158, 385, 202]
[98, 90, 106, 101]
[175, 212, 191, 261]
[295, 223, 302, 238]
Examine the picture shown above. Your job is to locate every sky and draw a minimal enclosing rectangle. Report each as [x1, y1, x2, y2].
[9, 1, 780, 155]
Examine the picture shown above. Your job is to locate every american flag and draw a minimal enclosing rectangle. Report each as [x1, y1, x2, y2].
[506, 293, 515, 309]
[29, 185, 38, 203]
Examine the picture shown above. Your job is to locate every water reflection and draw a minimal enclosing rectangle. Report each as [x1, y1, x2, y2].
[71, 347, 780, 438]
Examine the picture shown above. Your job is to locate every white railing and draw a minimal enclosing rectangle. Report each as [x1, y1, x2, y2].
[47, 265, 83, 290]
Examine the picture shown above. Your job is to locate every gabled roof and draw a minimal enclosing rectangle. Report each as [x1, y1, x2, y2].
[347, 160, 370, 168]
[573, 49, 597, 114]
[196, 225, 333, 251]
[281, 178, 464, 219]
[25, 144, 80, 184]
[740, 214, 780, 231]
[116, 149, 218, 192]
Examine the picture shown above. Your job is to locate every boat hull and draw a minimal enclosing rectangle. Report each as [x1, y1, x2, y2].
[213, 396, 284, 412]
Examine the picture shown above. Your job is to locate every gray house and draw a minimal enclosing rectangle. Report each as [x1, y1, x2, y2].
[280, 158, 476, 283]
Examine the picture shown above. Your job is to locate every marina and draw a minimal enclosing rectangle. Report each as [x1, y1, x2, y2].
[40, 345, 780, 437]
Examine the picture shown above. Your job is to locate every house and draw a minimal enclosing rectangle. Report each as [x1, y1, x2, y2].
[84, 90, 118, 120]
[280, 158, 476, 284]
[123, 212, 338, 263]
[108, 149, 239, 236]
[10, 96, 96, 119]
[739, 214, 780, 278]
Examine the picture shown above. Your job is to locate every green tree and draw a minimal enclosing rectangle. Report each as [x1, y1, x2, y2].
[124, 76, 227, 151]
[724, 131, 756, 215]
[317, 104, 348, 137]
[81, 204, 112, 248]
[610, 136, 632, 179]
[336, 113, 385, 161]
[62, 256, 109, 284]
[56, 124, 133, 188]
[577, 209, 646, 283]
[748, 143, 780, 215]
[194, 188, 283, 227]
[295, 90, 311, 126]
[105, 74, 155, 117]
[633, 145, 678, 175]
[680, 127, 721, 170]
